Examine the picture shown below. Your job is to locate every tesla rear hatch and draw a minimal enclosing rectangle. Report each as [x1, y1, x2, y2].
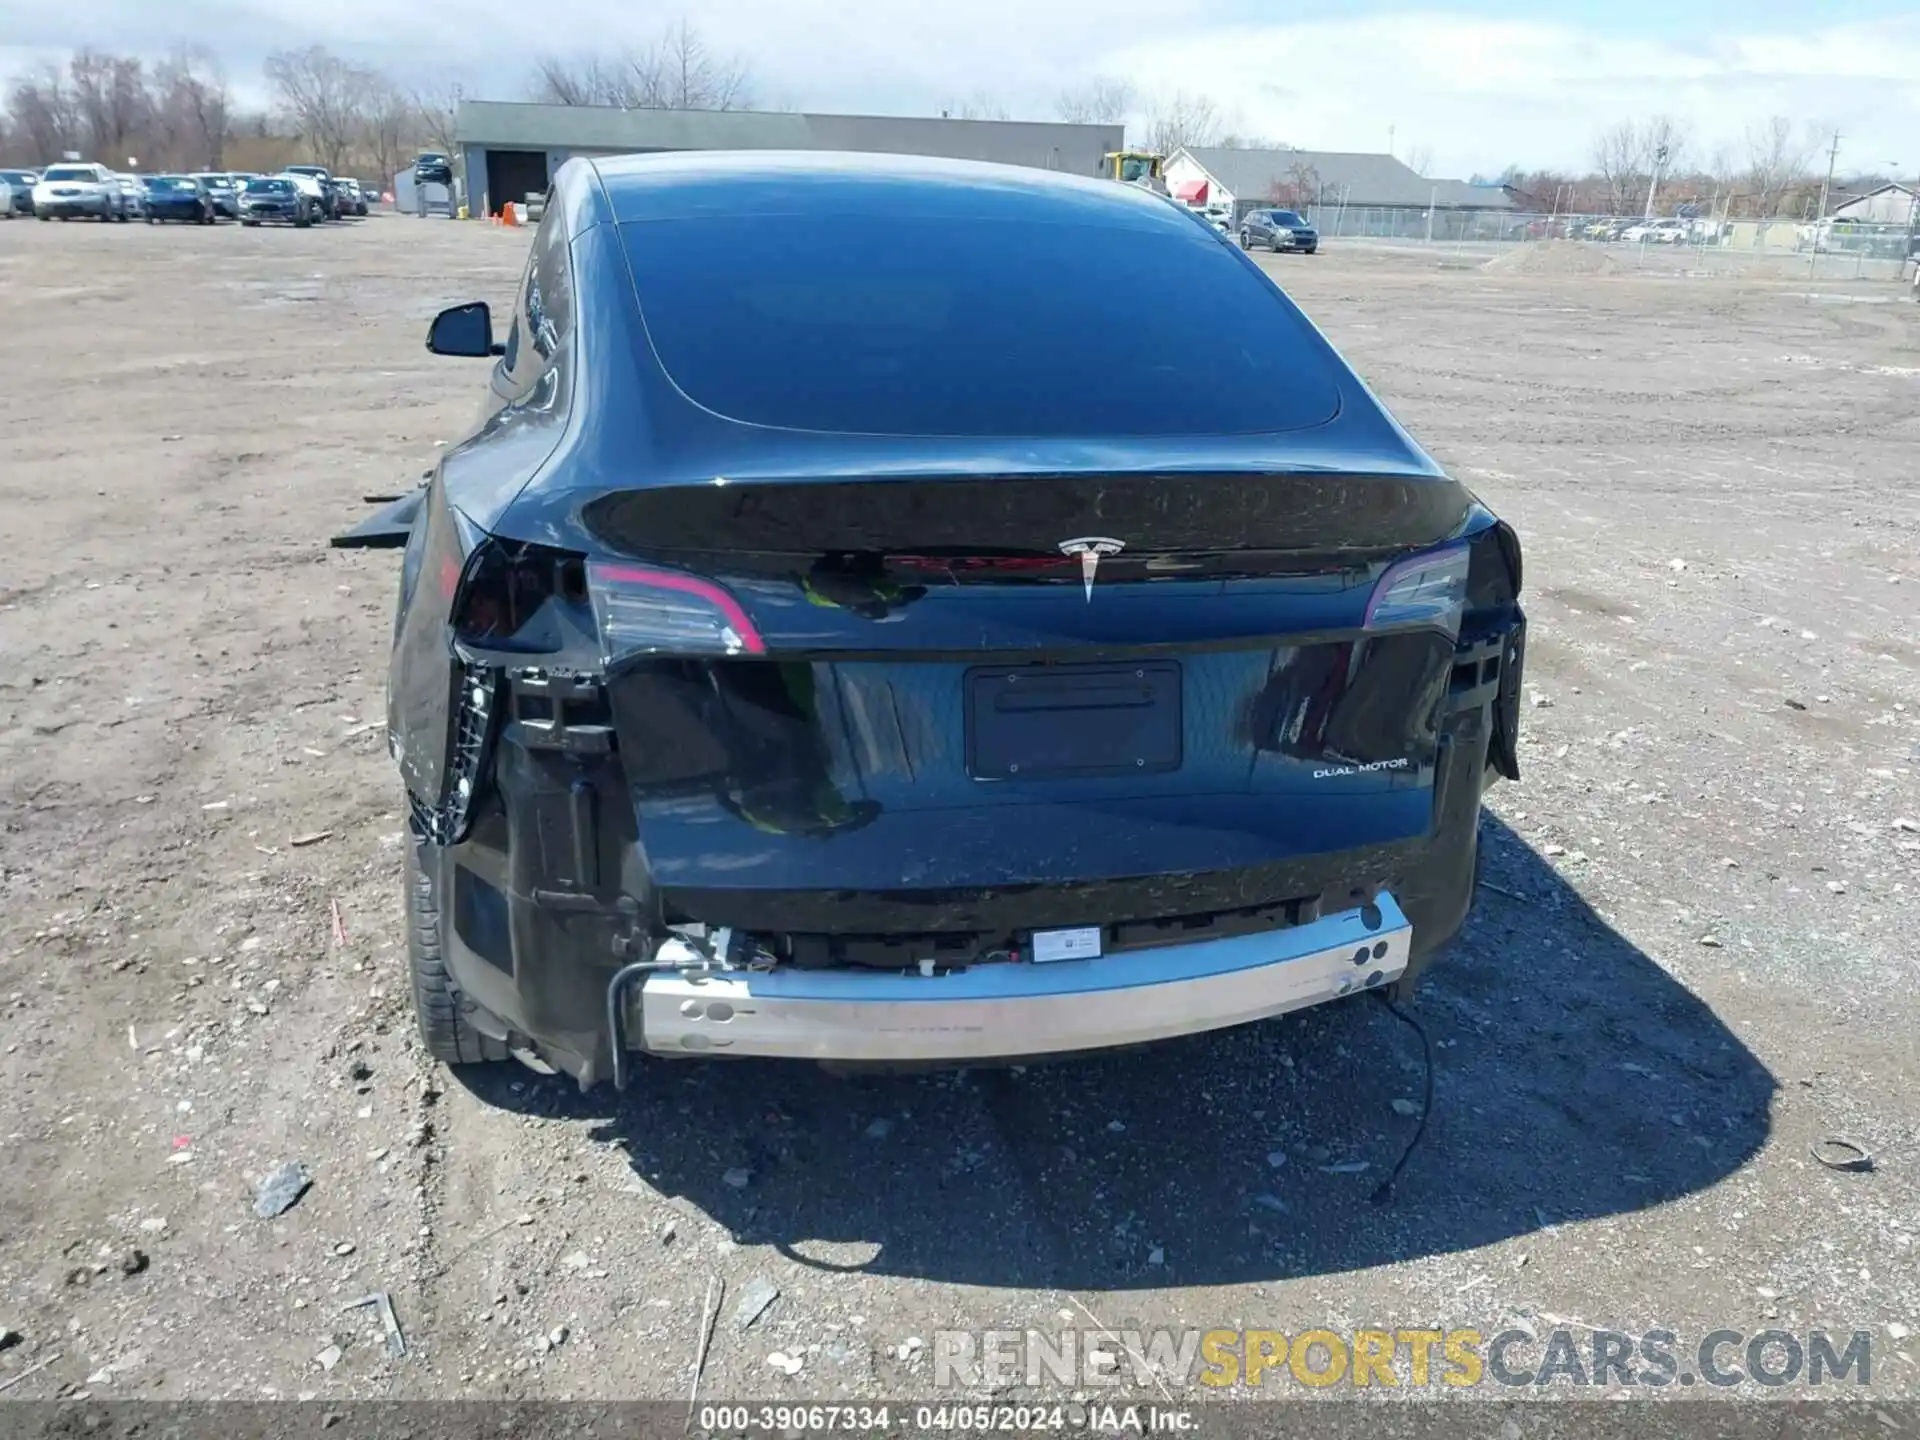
[482, 187, 1524, 964]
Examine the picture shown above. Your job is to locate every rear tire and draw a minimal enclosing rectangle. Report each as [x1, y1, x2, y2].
[1238, 231, 1251, 249]
[407, 837, 510, 1067]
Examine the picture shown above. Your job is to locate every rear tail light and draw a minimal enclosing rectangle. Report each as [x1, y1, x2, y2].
[1364, 542, 1471, 636]
[587, 562, 765, 659]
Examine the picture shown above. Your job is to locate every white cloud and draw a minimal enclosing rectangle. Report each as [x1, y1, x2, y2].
[1098, 14, 1920, 175]
[3, 4, 1918, 178]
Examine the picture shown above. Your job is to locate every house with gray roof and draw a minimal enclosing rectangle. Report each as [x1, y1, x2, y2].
[1164, 145, 1511, 227]
[451, 100, 1123, 216]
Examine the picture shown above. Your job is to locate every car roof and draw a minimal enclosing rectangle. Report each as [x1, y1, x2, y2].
[588, 150, 1200, 230]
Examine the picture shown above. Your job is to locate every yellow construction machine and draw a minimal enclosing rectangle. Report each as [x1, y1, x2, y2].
[1100, 150, 1169, 195]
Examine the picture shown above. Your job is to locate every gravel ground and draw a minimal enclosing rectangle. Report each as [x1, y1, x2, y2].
[0, 213, 1915, 1409]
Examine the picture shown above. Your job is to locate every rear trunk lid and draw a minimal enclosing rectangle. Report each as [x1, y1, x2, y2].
[577, 471, 1473, 926]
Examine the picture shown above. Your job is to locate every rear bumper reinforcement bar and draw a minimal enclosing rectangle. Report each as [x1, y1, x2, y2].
[606, 894, 1410, 1070]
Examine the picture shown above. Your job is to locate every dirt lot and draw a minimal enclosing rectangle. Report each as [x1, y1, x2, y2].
[1, 213, 1916, 1410]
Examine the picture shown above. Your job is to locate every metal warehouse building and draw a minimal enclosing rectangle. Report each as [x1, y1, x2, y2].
[455, 100, 1124, 216]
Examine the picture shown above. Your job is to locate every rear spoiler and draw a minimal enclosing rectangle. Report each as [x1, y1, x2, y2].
[330, 476, 428, 550]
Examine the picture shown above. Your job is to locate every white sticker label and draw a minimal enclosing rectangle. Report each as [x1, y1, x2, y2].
[1030, 926, 1103, 963]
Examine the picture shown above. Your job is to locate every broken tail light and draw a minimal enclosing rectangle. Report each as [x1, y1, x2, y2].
[587, 562, 765, 660]
[412, 664, 500, 846]
[1364, 541, 1471, 637]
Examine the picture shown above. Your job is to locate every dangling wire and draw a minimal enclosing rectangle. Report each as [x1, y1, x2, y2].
[1369, 990, 1434, 1205]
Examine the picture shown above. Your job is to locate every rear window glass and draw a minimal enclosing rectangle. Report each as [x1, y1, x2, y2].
[615, 205, 1342, 438]
[42, 167, 96, 183]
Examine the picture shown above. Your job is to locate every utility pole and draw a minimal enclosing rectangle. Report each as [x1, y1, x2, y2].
[1642, 143, 1668, 219]
[1809, 130, 1840, 278]
[1387, 123, 1395, 161]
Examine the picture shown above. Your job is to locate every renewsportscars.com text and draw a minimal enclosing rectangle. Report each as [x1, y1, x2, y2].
[933, 1327, 1873, 1390]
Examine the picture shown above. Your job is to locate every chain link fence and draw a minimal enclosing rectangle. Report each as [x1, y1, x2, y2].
[1287, 205, 1917, 282]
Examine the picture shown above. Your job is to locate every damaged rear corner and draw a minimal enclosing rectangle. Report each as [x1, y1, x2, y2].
[388, 491, 640, 1084]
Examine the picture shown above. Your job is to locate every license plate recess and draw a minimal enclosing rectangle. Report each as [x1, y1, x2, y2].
[965, 661, 1182, 781]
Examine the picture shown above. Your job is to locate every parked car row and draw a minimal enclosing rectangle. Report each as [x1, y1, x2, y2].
[0, 162, 378, 227]
[1578, 215, 1728, 245]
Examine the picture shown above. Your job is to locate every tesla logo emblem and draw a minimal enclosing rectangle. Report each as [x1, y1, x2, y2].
[1058, 537, 1125, 600]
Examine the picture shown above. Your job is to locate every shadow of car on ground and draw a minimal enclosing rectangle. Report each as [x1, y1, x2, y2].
[454, 814, 1774, 1292]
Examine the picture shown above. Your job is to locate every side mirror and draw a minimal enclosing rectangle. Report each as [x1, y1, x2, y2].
[426, 302, 501, 358]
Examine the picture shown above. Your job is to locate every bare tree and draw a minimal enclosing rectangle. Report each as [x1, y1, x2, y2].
[531, 21, 752, 111]
[1591, 117, 1688, 214]
[8, 66, 79, 163]
[653, 19, 749, 110]
[265, 45, 377, 171]
[1643, 115, 1689, 202]
[69, 49, 151, 165]
[943, 92, 1010, 121]
[1143, 91, 1219, 156]
[411, 80, 464, 161]
[1056, 76, 1133, 125]
[1744, 116, 1817, 219]
[1592, 122, 1642, 213]
[535, 51, 649, 108]
[1269, 160, 1323, 211]
[359, 78, 415, 188]
[1215, 134, 1286, 151]
[1499, 167, 1576, 211]
[154, 47, 230, 168]
[530, 54, 607, 107]
[1402, 144, 1435, 177]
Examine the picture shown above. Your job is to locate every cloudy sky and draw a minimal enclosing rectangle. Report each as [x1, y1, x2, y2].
[4, 0, 1918, 178]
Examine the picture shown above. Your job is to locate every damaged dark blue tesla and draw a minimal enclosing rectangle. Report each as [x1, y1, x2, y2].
[337, 151, 1527, 1088]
